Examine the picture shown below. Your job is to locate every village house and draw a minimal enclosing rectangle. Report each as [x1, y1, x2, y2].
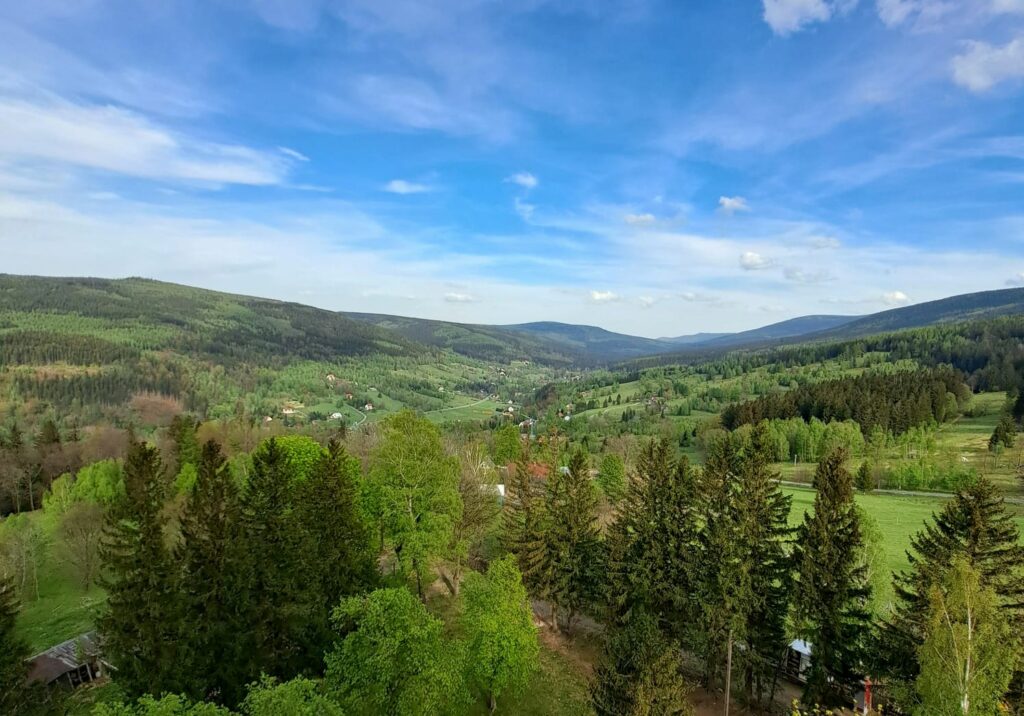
[330, 412, 344, 420]
[363, 403, 374, 411]
[28, 633, 107, 690]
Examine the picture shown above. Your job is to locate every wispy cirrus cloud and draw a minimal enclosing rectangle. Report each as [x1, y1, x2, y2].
[0, 95, 294, 185]
[383, 179, 433, 194]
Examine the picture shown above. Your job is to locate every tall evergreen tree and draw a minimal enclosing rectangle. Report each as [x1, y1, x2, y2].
[99, 440, 182, 697]
[591, 611, 693, 716]
[235, 438, 307, 680]
[502, 451, 545, 592]
[736, 423, 793, 708]
[175, 440, 247, 705]
[536, 449, 603, 632]
[791, 448, 871, 708]
[293, 439, 376, 654]
[692, 433, 747, 691]
[877, 477, 1024, 706]
[0, 572, 44, 715]
[606, 439, 698, 639]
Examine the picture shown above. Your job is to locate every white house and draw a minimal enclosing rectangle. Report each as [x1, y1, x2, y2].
[330, 412, 344, 420]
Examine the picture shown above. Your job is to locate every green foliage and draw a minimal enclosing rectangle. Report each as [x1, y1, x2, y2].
[723, 366, 968, 437]
[174, 441, 248, 705]
[325, 588, 469, 715]
[791, 449, 872, 708]
[365, 411, 461, 598]
[0, 572, 44, 715]
[69, 460, 125, 506]
[534, 450, 604, 631]
[502, 452, 546, 594]
[916, 558, 1018, 716]
[606, 439, 698, 634]
[855, 460, 873, 492]
[93, 694, 231, 716]
[254, 435, 326, 484]
[241, 675, 343, 716]
[597, 453, 626, 503]
[461, 556, 539, 709]
[98, 441, 181, 698]
[493, 424, 523, 466]
[591, 611, 693, 716]
[989, 411, 1017, 452]
[877, 477, 1024, 699]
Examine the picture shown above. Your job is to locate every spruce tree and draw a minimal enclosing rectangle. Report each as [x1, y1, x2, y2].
[591, 611, 693, 716]
[791, 448, 871, 708]
[692, 433, 747, 691]
[736, 423, 793, 708]
[0, 572, 43, 715]
[877, 477, 1024, 703]
[502, 451, 546, 593]
[293, 439, 375, 655]
[99, 440, 182, 697]
[537, 449, 603, 632]
[175, 440, 247, 705]
[236, 438, 307, 680]
[606, 439, 698, 638]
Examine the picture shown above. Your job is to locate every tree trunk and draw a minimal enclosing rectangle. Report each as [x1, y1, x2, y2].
[489, 692, 497, 713]
[724, 630, 733, 716]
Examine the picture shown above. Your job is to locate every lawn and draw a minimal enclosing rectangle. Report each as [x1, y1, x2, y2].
[784, 484, 1024, 609]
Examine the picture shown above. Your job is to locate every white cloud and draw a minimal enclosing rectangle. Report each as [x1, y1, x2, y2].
[506, 171, 538, 190]
[1007, 272, 1024, 286]
[589, 290, 620, 303]
[624, 212, 656, 225]
[718, 196, 750, 214]
[740, 251, 774, 270]
[444, 291, 478, 303]
[810, 235, 841, 249]
[383, 179, 432, 194]
[784, 267, 832, 283]
[762, 0, 833, 35]
[0, 96, 292, 185]
[952, 38, 1024, 92]
[638, 295, 656, 308]
[882, 290, 911, 305]
[277, 146, 309, 162]
[514, 197, 536, 221]
[993, 0, 1024, 14]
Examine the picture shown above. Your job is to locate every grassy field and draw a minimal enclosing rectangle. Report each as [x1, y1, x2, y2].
[784, 484, 1024, 609]
[13, 513, 104, 654]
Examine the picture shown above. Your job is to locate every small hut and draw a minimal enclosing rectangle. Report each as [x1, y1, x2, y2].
[27, 632, 107, 689]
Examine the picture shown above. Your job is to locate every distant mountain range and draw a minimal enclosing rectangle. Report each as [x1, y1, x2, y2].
[2, 274, 1023, 367]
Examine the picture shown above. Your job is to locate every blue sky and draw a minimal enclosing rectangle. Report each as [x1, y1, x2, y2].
[1, 0, 1023, 337]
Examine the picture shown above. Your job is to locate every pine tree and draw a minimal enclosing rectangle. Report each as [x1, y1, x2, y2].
[99, 440, 182, 697]
[537, 449, 603, 632]
[606, 439, 698, 638]
[736, 423, 793, 708]
[34, 419, 60, 448]
[692, 433, 747, 691]
[175, 440, 247, 705]
[235, 438, 307, 680]
[0, 572, 44, 715]
[855, 460, 873, 492]
[791, 448, 871, 708]
[591, 611, 693, 716]
[293, 439, 375, 655]
[502, 451, 546, 592]
[876, 477, 1024, 704]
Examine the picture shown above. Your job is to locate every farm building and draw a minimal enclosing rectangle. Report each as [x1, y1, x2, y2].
[28, 632, 107, 689]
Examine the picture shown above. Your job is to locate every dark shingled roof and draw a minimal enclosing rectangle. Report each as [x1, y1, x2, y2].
[27, 632, 101, 684]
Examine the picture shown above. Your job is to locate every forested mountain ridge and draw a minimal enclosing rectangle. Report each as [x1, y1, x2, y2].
[0, 274, 417, 363]
[810, 286, 1024, 340]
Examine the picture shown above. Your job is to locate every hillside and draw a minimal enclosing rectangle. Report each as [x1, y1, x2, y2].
[810, 286, 1024, 341]
[500, 321, 674, 361]
[696, 314, 858, 349]
[0, 274, 417, 363]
